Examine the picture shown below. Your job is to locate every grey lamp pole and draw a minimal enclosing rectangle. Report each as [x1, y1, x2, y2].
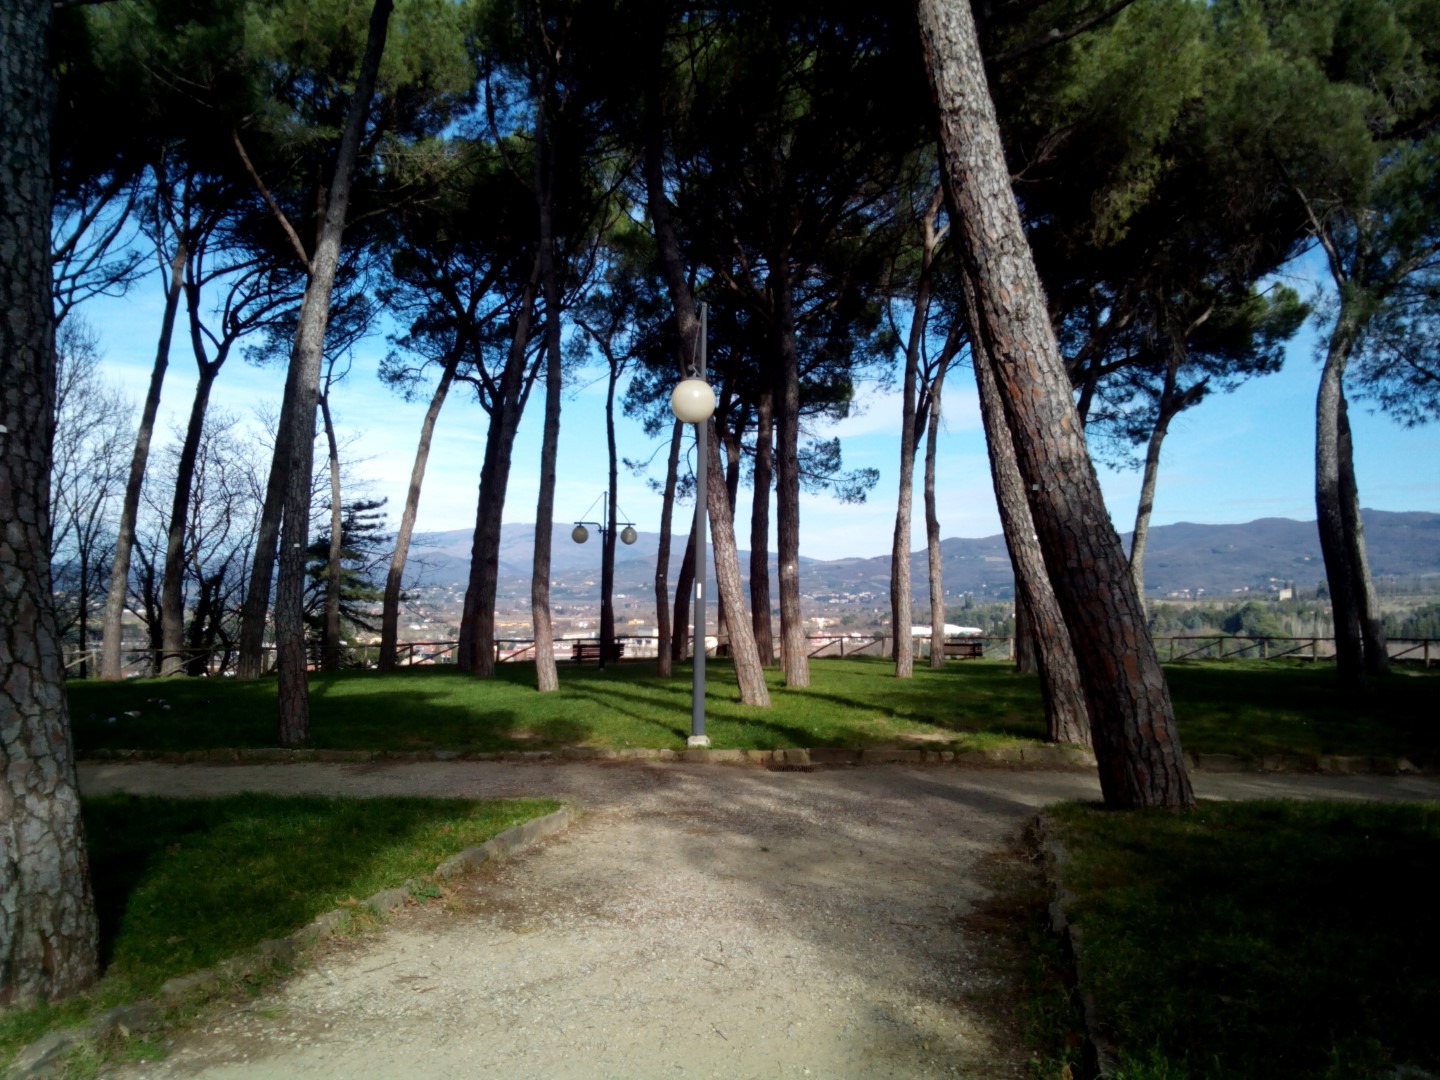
[669, 303, 715, 748]
[572, 492, 637, 669]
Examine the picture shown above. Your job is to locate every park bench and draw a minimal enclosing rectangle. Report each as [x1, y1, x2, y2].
[941, 639, 984, 660]
[571, 640, 626, 663]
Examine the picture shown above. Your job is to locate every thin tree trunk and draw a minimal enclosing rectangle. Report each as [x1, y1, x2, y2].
[1127, 353, 1181, 604]
[0, 0, 99, 1004]
[920, 0, 1166, 789]
[924, 362, 948, 669]
[772, 260, 808, 688]
[274, 0, 393, 745]
[319, 391, 343, 672]
[1315, 309, 1365, 687]
[716, 422, 742, 645]
[236, 353, 299, 678]
[750, 390, 775, 664]
[531, 243, 563, 691]
[458, 265, 540, 677]
[379, 348, 459, 670]
[890, 283, 929, 679]
[99, 230, 185, 679]
[1338, 391, 1389, 676]
[673, 515, 695, 664]
[643, 76, 769, 705]
[158, 362, 218, 676]
[600, 367, 620, 665]
[655, 420, 682, 676]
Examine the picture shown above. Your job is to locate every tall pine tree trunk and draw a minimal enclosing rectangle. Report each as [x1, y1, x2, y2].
[971, 321, 1089, 744]
[0, 0, 99, 1003]
[1315, 310, 1365, 686]
[159, 361, 218, 676]
[274, 0, 393, 744]
[319, 391, 344, 672]
[379, 348, 459, 670]
[890, 282, 929, 679]
[1127, 352, 1182, 605]
[924, 361, 948, 669]
[600, 368, 620, 664]
[99, 231, 185, 679]
[457, 266, 540, 677]
[654, 421, 682, 676]
[531, 211, 563, 691]
[1338, 392, 1389, 676]
[772, 261, 808, 688]
[919, 0, 1169, 794]
[673, 516, 695, 664]
[750, 390, 775, 664]
[643, 77, 768, 706]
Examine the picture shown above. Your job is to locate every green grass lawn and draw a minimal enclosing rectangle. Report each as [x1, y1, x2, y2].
[67, 657, 1440, 761]
[0, 794, 559, 1073]
[1041, 800, 1440, 1079]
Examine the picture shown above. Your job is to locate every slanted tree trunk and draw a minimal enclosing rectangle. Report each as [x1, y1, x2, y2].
[643, 76, 769, 706]
[924, 361, 948, 669]
[771, 259, 809, 688]
[1315, 309, 1366, 687]
[319, 391, 344, 672]
[531, 233, 563, 691]
[100, 229, 186, 679]
[273, 0, 394, 745]
[715, 421, 743, 645]
[750, 390, 775, 664]
[890, 293, 930, 679]
[673, 516, 696, 664]
[1338, 392, 1389, 676]
[158, 360, 219, 676]
[1127, 348, 1188, 605]
[971, 327, 1088, 744]
[0, 0, 100, 1003]
[457, 263, 541, 677]
[379, 347, 459, 671]
[655, 421, 682, 676]
[919, 0, 1173, 797]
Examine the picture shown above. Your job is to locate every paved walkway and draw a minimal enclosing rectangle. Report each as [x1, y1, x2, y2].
[78, 761, 1440, 1079]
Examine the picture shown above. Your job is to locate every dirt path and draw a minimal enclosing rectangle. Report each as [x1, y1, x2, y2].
[79, 762, 1440, 1079]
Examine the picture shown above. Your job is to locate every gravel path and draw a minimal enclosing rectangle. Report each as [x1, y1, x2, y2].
[78, 761, 1440, 1080]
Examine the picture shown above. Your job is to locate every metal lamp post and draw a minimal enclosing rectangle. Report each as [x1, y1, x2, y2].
[669, 303, 716, 747]
[572, 492, 637, 668]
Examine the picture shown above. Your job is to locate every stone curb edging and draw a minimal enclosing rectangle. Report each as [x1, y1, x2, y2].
[1033, 812, 1118, 1079]
[77, 745, 1434, 775]
[6, 805, 579, 1080]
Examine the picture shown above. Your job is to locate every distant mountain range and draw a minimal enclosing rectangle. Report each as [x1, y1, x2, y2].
[405, 510, 1440, 601]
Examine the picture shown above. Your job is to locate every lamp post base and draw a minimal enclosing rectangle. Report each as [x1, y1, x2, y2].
[687, 735, 712, 748]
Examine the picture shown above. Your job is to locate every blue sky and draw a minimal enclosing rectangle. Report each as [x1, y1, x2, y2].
[80, 278, 1437, 563]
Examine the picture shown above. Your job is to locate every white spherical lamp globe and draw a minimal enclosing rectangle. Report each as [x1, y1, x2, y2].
[670, 377, 716, 424]
[571, 524, 589, 544]
[620, 525, 638, 546]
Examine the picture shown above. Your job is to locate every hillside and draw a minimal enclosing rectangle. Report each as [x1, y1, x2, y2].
[403, 510, 1440, 603]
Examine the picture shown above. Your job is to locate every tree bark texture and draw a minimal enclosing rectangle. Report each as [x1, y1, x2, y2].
[274, 0, 393, 745]
[456, 265, 539, 677]
[1315, 311, 1366, 687]
[918, 0, 1171, 796]
[749, 391, 775, 665]
[158, 361, 218, 676]
[0, 0, 100, 1005]
[771, 263, 809, 688]
[970, 322, 1090, 745]
[643, 82, 769, 705]
[379, 348, 458, 671]
[924, 363, 948, 669]
[890, 277, 929, 679]
[1127, 351, 1182, 605]
[1337, 392, 1390, 676]
[654, 421, 683, 677]
[601, 371, 620, 664]
[99, 231, 185, 680]
[319, 392, 344, 672]
[531, 207, 563, 692]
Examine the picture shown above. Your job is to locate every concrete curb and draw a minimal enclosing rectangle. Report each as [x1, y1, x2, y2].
[1033, 813, 1118, 1079]
[77, 745, 1435, 775]
[6, 805, 578, 1079]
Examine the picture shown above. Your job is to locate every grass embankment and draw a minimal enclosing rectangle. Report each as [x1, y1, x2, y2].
[0, 794, 559, 1072]
[68, 657, 1440, 761]
[1040, 800, 1440, 1079]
